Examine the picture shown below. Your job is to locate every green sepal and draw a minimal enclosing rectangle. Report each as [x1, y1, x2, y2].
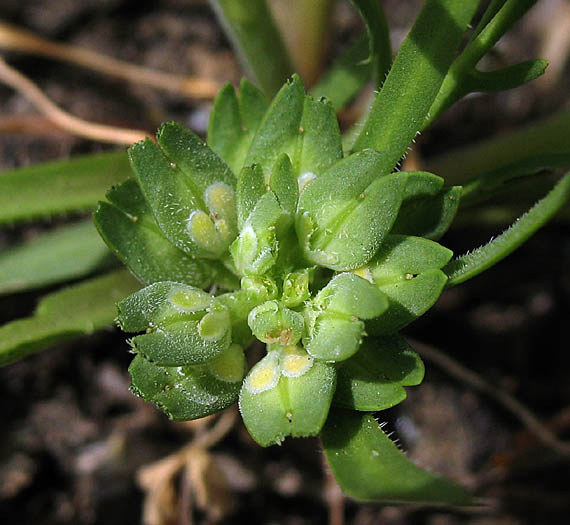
[240, 275, 279, 303]
[245, 75, 305, 173]
[129, 344, 246, 421]
[365, 234, 453, 279]
[129, 124, 237, 258]
[295, 94, 343, 176]
[303, 273, 388, 362]
[367, 269, 448, 335]
[239, 346, 336, 446]
[248, 300, 304, 345]
[361, 235, 452, 334]
[118, 282, 231, 366]
[334, 335, 424, 411]
[236, 163, 266, 229]
[303, 312, 365, 363]
[296, 151, 407, 270]
[130, 309, 231, 367]
[282, 269, 311, 307]
[94, 179, 217, 288]
[315, 273, 388, 319]
[321, 409, 472, 505]
[245, 75, 342, 179]
[231, 191, 283, 275]
[269, 154, 298, 225]
[207, 79, 268, 175]
[117, 281, 212, 332]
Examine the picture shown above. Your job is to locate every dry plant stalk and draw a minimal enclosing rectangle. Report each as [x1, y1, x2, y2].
[0, 56, 149, 144]
[0, 21, 220, 100]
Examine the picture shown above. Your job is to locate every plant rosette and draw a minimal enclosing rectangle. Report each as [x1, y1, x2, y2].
[94, 75, 469, 503]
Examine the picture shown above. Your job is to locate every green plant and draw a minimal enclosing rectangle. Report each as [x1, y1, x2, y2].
[1, 0, 570, 508]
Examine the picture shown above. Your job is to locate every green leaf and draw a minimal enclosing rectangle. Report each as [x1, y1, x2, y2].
[239, 346, 336, 446]
[0, 150, 130, 224]
[210, 0, 294, 97]
[245, 75, 305, 171]
[0, 269, 141, 367]
[0, 220, 113, 294]
[334, 335, 424, 411]
[468, 59, 548, 92]
[321, 409, 472, 504]
[362, 235, 452, 334]
[391, 186, 462, 240]
[207, 79, 269, 175]
[425, 0, 541, 126]
[309, 34, 372, 111]
[350, 0, 392, 83]
[245, 75, 342, 178]
[427, 108, 570, 185]
[444, 172, 570, 287]
[129, 344, 246, 421]
[296, 95, 343, 176]
[352, 0, 479, 172]
[458, 153, 570, 208]
[368, 269, 448, 335]
[297, 152, 407, 270]
[130, 124, 237, 258]
[94, 179, 222, 288]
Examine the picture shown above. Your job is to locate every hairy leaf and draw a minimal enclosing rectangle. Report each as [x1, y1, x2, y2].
[0, 220, 113, 294]
[444, 172, 570, 286]
[0, 151, 130, 224]
[321, 410, 473, 504]
[0, 270, 141, 366]
[129, 344, 246, 420]
[334, 335, 424, 411]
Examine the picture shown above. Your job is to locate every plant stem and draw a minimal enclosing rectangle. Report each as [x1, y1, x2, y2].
[351, 0, 479, 174]
[427, 106, 570, 184]
[209, 0, 294, 97]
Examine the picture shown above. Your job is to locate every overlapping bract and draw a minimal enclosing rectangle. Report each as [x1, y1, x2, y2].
[94, 75, 458, 446]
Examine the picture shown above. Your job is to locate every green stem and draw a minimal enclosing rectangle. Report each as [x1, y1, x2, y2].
[425, 0, 539, 126]
[444, 172, 570, 287]
[427, 106, 570, 184]
[351, 0, 479, 174]
[210, 0, 294, 97]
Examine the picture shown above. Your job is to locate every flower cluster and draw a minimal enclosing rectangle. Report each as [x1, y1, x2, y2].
[94, 75, 457, 446]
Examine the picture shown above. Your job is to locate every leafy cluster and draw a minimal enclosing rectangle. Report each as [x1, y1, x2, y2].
[94, 75, 457, 448]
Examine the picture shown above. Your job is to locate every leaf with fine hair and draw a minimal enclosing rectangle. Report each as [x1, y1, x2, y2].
[94, 179, 228, 288]
[0, 220, 114, 294]
[207, 78, 268, 175]
[0, 151, 130, 225]
[321, 409, 473, 505]
[350, 0, 392, 84]
[334, 335, 424, 411]
[0, 270, 141, 367]
[352, 0, 479, 172]
[444, 172, 570, 287]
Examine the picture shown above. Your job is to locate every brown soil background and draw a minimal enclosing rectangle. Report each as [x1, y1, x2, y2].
[1, 1, 569, 523]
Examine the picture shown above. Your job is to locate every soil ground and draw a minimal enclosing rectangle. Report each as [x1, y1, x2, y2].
[1, 1, 569, 523]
